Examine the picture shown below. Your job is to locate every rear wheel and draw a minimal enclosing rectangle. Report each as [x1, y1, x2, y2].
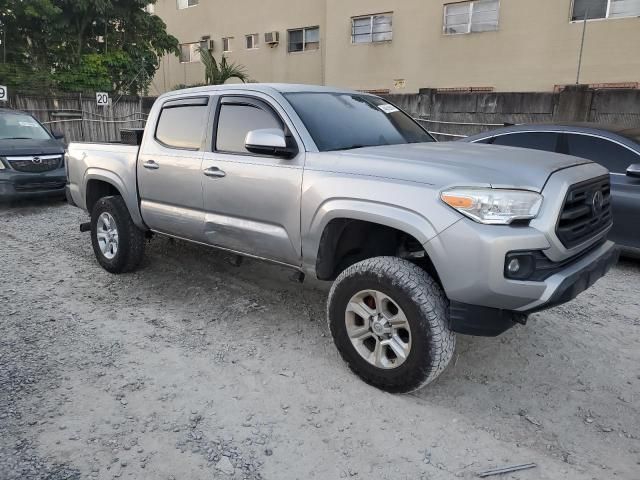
[90, 196, 145, 273]
[327, 256, 455, 393]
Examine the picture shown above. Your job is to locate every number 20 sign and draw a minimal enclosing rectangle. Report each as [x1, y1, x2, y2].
[0, 85, 7, 102]
[96, 92, 109, 106]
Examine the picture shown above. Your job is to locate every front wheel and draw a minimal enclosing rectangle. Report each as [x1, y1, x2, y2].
[90, 196, 145, 274]
[327, 257, 455, 393]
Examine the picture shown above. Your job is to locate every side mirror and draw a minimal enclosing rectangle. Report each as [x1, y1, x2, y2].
[245, 128, 297, 158]
[51, 130, 65, 140]
[627, 164, 640, 178]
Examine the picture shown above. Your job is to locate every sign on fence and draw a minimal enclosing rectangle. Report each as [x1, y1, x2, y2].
[96, 92, 109, 106]
[0, 86, 7, 102]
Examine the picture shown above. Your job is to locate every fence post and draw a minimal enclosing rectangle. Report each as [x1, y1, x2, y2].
[78, 92, 85, 142]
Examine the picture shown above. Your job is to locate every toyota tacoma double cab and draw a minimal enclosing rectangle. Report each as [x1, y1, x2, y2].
[66, 84, 619, 393]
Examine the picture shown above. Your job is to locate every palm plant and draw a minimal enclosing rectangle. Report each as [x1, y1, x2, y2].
[196, 46, 248, 85]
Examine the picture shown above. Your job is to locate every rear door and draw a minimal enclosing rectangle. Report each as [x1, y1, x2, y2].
[137, 96, 210, 241]
[200, 94, 304, 266]
[562, 133, 640, 250]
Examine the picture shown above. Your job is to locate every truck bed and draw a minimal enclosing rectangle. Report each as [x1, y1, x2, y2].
[66, 142, 140, 215]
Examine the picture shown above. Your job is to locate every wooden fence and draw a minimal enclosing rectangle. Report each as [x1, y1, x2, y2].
[3, 93, 155, 143]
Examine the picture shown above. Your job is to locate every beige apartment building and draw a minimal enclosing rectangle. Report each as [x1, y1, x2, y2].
[149, 0, 640, 94]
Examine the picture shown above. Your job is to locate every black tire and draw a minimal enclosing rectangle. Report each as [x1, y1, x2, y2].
[327, 256, 455, 393]
[90, 196, 145, 274]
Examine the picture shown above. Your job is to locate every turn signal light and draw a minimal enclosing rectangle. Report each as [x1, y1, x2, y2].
[441, 193, 474, 209]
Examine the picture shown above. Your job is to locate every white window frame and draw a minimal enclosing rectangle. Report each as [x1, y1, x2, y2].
[222, 37, 233, 53]
[245, 33, 259, 50]
[443, 0, 500, 35]
[570, 0, 640, 21]
[287, 26, 320, 53]
[177, 0, 199, 10]
[351, 13, 393, 44]
[179, 42, 201, 63]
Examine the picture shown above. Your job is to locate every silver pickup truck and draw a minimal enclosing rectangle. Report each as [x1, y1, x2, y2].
[66, 84, 618, 393]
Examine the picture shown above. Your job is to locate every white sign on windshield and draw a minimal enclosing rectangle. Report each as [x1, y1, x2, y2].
[96, 92, 109, 106]
[0, 85, 7, 102]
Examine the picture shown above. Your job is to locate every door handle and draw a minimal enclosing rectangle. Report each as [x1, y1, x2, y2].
[143, 160, 159, 170]
[203, 166, 226, 178]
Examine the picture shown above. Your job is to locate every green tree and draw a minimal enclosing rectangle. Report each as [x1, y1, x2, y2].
[197, 46, 248, 85]
[0, 0, 178, 95]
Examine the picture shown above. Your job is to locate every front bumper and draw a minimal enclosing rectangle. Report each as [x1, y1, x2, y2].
[0, 169, 66, 200]
[446, 240, 619, 336]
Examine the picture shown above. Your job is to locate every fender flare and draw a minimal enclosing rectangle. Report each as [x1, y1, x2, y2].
[302, 198, 439, 275]
[83, 168, 146, 229]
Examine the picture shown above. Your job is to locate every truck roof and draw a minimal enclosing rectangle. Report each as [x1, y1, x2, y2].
[159, 83, 367, 99]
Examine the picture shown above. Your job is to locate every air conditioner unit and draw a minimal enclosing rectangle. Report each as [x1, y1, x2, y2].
[264, 31, 279, 45]
[198, 38, 214, 52]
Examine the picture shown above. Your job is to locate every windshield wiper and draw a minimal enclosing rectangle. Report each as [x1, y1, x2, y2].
[1, 137, 33, 140]
[327, 144, 372, 152]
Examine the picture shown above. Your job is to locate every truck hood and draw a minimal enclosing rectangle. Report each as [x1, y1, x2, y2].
[0, 138, 65, 157]
[328, 142, 592, 192]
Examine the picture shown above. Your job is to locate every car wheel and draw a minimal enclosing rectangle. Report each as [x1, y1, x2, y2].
[327, 256, 455, 393]
[91, 196, 145, 274]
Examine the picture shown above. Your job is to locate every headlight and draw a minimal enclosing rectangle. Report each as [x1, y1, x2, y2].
[0, 159, 5, 170]
[440, 188, 543, 225]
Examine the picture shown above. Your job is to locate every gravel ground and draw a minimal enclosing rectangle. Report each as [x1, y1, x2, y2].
[1, 200, 639, 480]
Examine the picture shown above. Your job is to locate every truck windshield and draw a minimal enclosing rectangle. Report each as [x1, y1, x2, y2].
[0, 112, 51, 140]
[284, 92, 434, 152]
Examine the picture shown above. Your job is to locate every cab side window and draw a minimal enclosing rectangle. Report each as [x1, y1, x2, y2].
[155, 102, 209, 150]
[564, 134, 638, 174]
[491, 132, 560, 153]
[215, 101, 282, 154]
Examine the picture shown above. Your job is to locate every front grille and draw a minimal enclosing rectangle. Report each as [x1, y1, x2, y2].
[14, 180, 66, 191]
[556, 175, 612, 249]
[7, 155, 62, 173]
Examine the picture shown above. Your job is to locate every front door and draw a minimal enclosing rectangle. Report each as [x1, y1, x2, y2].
[200, 94, 304, 266]
[137, 96, 210, 241]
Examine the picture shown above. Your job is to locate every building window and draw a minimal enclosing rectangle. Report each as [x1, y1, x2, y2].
[288, 27, 320, 52]
[245, 33, 259, 49]
[177, 0, 198, 9]
[443, 0, 499, 35]
[222, 37, 233, 53]
[179, 42, 201, 63]
[571, 0, 640, 20]
[351, 13, 393, 44]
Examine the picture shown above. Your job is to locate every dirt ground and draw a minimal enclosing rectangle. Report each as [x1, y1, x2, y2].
[1, 201, 639, 480]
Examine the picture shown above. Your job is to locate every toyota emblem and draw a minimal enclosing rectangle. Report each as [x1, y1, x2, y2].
[591, 190, 604, 214]
[32, 156, 43, 164]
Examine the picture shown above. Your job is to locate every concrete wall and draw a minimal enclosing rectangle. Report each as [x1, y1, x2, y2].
[386, 87, 640, 140]
[151, 0, 640, 94]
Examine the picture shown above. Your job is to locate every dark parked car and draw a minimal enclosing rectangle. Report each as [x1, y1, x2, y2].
[0, 108, 66, 201]
[463, 123, 640, 253]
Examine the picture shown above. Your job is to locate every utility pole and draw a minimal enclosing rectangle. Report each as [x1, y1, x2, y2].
[576, 9, 589, 85]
